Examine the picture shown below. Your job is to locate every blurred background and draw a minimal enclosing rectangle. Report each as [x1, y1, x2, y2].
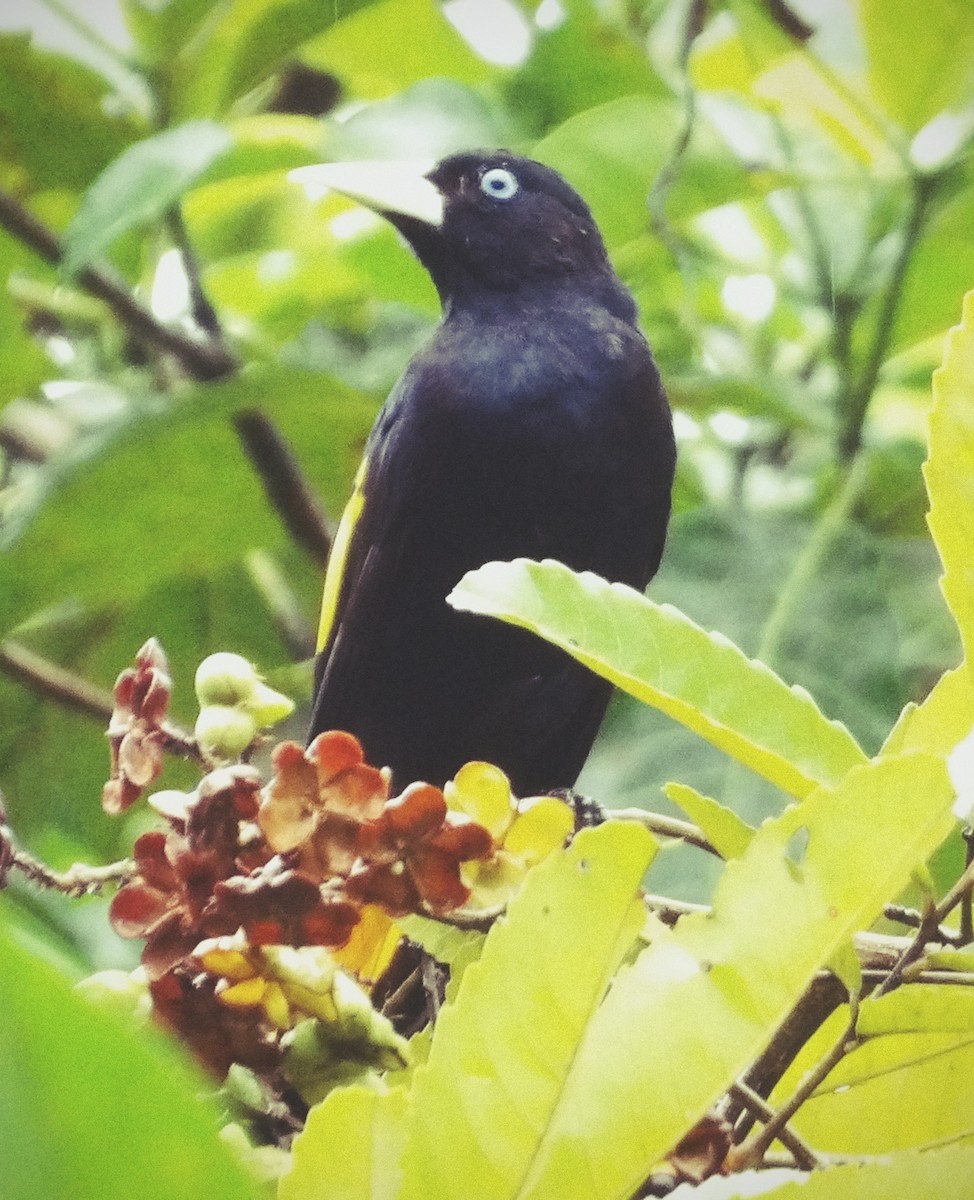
[0, 0, 971, 970]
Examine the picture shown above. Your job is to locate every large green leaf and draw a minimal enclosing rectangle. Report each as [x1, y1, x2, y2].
[515, 752, 955, 1199]
[303, 0, 489, 100]
[0, 363, 376, 635]
[0, 34, 138, 192]
[755, 1145, 974, 1198]
[172, 0, 380, 119]
[924, 288, 974, 671]
[882, 665, 974, 757]
[280, 1084, 408, 1200]
[860, 0, 974, 134]
[397, 822, 653, 1200]
[0, 918, 261, 1200]
[449, 558, 867, 799]
[61, 120, 234, 274]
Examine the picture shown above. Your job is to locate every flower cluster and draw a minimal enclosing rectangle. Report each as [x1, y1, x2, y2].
[97, 642, 576, 1105]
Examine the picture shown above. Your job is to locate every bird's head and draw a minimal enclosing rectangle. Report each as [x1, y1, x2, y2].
[291, 150, 616, 304]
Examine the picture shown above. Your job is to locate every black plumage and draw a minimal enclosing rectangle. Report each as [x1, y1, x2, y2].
[304, 150, 675, 795]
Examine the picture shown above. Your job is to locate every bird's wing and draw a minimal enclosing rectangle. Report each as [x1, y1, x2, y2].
[315, 455, 369, 655]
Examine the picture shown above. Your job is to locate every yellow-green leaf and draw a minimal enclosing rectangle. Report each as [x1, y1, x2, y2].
[663, 781, 755, 859]
[517, 752, 954, 1199]
[925, 289, 974, 673]
[280, 1084, 408, 1200]
[449, 559, 867, 799]
[882, 665, 974, 757]
[775, 987, 974, 1154]
[747, 1145, 974, 1198]
[397, 822, 655, 1200]
[860, 0, 974, 134]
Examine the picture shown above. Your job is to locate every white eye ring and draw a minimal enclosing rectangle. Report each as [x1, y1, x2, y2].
[479, 167, 519, 201]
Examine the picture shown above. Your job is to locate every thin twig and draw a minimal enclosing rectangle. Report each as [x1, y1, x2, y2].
[837, 172, 936, 461]
[245, 550, 316, 659]
[740, 995, 860, 1169]
[0, 640, 114, 720]
[233, 409, 333, 568]
[611, 807, 719, 856]
[165, 207, 223, 338]
[874, 857, 974, 998]
[0, 810, 132, 897]
[0, 187, 237, 382]
[961, 828, 974, 944]
[727, 1080, 820, 1171]
[757, 453, 868, 670]
[732, 973, 847, 1127]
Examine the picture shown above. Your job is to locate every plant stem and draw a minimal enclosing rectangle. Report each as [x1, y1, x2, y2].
[233, 410, 333, 568]
[837, 172, 936, 462]
[741, 995, 860, 1168]
[0, 640, 114, 720]
[728, 1080, 820, 1170]
[756, 452, 868, 670]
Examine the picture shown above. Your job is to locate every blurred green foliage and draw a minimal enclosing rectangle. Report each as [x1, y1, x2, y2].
[1, 0, 971, 912]
[0, 1, 973, 1194]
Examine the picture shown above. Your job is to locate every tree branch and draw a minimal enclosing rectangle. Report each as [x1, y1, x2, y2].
[0, 187, 237, 382]
[233, 409, 333, 568]
[0, 803, 132, 897]
[0, 640, 114, 720]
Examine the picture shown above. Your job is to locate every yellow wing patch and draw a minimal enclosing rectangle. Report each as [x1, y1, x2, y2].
[317, 455, 369, 653]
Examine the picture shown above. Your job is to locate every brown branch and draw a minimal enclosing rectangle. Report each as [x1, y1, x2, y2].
[0, 640, 210, 768]
[0, 640, 114, 720]
[0, 187, 237, 382]
[739, 996, 861, 1169]
[233, 409, 333, 568]
[727, 972, 847, 1142]
[611, 808, 720, 857]
[0, 806, 132, 897]
[727, 1080, 820, 1171]
[873, 856, 974, 999]
[245, 550, 316, 659]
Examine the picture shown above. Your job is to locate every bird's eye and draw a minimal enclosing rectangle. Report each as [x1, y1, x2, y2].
[479, 167, 519, 201]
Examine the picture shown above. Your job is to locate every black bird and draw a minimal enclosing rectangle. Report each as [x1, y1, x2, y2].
[297, 150, 675, 796]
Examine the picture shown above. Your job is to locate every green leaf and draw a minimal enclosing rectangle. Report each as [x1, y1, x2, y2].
[775, 985, 974, 1154]
[396, 915, 485, 966]
[860, 0, 974, 134]
[506, 13, 666, 135]
[533, 95, 679, 247]
[0, 34, 139, 192]
[663, 781, 755, 859]
[173, 0, 380, 118]
[282, 1085, 408, 1200]
[0, 364, 376, 635]
[0, 922, 261, 1200]
[303, 0, 489, 100]
[516, 752, 955, 1199]
[924, 288, 974, 672]
[752, 1145, 974, 1198]
[449, 558, 867, 799]
[61, 120, 234, 274]
[397, 823, 654, 1200]
[882, 665, 974, 757]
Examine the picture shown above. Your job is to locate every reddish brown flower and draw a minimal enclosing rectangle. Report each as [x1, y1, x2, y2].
[349, 782, 493, 915]
[258, 732, 389, 881]
[109, 766, 264, 978]
[214, 860, 360, 948]
[103, 639, 172, 814]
